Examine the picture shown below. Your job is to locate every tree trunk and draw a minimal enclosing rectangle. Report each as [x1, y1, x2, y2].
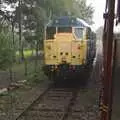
[34, 41, 39, 73]
[19, 0, 24, 63]
[24, 58, 28, 76]
[12, 22, 16, 62]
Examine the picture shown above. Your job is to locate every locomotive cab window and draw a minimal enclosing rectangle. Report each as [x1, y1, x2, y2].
[58, 27, 72, 33]
[74, 28, 84, 40]
[46, 27, 56, 40]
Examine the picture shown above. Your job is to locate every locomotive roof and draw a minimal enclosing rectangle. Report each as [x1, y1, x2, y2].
[47, 16, 90, 28]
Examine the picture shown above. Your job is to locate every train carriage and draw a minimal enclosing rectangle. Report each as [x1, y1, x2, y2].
[43, 16, 96, 81]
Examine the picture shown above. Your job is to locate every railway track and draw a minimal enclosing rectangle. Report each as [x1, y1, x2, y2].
[15, 84, 100, 120]
[15, 86, 52, 120]
[14, 57, 102, 120]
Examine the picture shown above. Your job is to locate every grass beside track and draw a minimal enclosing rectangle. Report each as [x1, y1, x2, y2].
[12, 60, 47, 85]
[16, 49, 35, 58]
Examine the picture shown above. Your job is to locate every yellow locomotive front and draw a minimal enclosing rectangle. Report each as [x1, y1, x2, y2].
[43, 17, 96, 81]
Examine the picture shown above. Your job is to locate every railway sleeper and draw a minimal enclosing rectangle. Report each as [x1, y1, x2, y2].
[30, 107, 65, 112]
[22, 111, 65, 119]
[32, 104, 66, 110]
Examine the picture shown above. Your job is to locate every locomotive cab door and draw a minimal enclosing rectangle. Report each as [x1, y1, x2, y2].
[72, 27, 87, 65]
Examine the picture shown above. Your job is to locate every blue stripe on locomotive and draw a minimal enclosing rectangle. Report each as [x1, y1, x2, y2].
[47, 16, 90, 28]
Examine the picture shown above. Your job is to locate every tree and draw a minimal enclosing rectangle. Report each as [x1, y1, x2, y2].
[71, 0, 94, 24]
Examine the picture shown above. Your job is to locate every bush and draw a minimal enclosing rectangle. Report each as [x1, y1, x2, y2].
[0, 31, 15, 70]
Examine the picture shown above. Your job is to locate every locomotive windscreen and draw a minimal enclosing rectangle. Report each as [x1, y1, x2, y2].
[58, 27, 72, 33]
[46, 27, 56, 40]
[74, 28, 84, 39]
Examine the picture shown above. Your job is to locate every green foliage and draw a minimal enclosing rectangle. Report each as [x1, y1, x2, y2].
[0, 0, 94, 50]
[0, 31, 14, 70]
[25, 61, 47, 85]
[72, 0, 94, 24]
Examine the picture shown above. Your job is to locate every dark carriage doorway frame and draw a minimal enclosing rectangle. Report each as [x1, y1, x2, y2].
[100, 0, 120, 120]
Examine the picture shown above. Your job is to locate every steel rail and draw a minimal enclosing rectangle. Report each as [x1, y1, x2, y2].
[15, 85, 52, 120]
[62, 88, 79, 120]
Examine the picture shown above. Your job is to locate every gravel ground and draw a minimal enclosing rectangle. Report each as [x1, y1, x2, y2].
[0, 80, 50, 120]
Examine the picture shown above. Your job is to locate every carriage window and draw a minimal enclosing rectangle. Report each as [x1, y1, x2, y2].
[46, 27, 56, 40]
[74, 28, 84, 39]
[58, 27, 72, 33]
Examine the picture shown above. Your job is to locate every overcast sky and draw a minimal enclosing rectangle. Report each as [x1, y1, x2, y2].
[87, 0, 106, 30]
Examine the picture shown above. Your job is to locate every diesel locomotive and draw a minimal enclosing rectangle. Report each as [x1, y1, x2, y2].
[43, 16, 96, 81]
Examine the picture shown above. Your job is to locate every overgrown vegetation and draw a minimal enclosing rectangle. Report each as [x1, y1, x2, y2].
[11, 61, 47, 86]
[0, 30, 14, 69]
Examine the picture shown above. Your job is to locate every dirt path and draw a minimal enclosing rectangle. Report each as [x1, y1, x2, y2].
[0, 71, 10, 89]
